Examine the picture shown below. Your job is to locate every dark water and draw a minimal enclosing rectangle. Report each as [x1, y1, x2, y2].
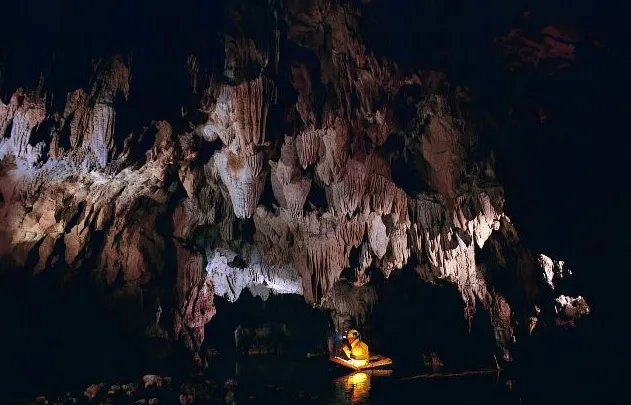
[202, 355, 620, 405]
[4, 352, 622, 405]
[205, 355, 501, 405]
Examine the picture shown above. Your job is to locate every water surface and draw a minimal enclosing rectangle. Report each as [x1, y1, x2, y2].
[205, 355, 515, 405]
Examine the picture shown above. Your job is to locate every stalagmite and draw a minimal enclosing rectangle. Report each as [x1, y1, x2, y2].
[87, 103, 115, 167]
[0, 92, 21, 139]
[3, 95, 46, 166]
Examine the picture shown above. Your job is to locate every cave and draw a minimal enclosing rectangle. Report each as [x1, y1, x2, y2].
[0, 0, 627, 404]
[203, 291, 330, 358]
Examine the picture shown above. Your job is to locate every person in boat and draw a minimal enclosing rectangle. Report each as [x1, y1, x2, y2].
[342, 329, 369, 363]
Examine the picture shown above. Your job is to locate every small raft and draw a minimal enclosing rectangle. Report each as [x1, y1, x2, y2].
[329, 355, 394, 371]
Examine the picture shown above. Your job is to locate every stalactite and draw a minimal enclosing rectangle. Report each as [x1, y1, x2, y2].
[409, 223, 424, 260]
[285, 211, 368, 303]
[453, 192, 503, 248]
[295, 126, 321, 168]
[322, 280, 378, 332]
[409, 194, 447, 235]
[367, 213, 388, 259]
[253, 207, 292, 267]
[216, 77, 277, 148]
[212, 77, 277, 218]
[215, 149, 266, 219]
[223, 37, 270, 83]
[364, 174, 395, 215]
[0, 1, 593, 369]
[385, 223, 409, 272]
[338, 216, 365, 248]
[358, 242, 373, 271]
[326, 158, 366, 216]
[364, 151, 392, 179]
[470, 193, 502, 248]
[270, 136, 312, 217]
[390, 187, 408, 225]
[420, 225, 490, 322]
[315, 120, 349, 185]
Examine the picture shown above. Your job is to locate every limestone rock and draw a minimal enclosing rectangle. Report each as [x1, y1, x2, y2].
[0, 0, 589, 368]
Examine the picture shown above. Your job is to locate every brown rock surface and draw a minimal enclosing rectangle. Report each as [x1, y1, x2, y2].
[0, 0, 590, 371]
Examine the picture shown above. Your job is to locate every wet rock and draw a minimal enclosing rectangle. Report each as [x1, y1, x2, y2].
[423, 352, 444, 370]
[123, 383, 139, 397]
[83, 384, 101, 401]
[142, 375, 162, 389]
[178, 393, 194, 405]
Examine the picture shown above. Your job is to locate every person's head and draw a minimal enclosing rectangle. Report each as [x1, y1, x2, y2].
[345, 329, 360, 344]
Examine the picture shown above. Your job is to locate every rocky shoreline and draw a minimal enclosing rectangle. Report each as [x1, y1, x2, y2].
[11, 374, 240, 405]
[9, 370, 333, 405]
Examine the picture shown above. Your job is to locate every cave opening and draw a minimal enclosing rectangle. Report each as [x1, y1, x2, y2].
[202, 290, 330, 359]
[368, 266, 499, 371]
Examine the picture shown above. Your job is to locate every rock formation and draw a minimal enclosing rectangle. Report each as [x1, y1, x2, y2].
[0, 0, 591, 374]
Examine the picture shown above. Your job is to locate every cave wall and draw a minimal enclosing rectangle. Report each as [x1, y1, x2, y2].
[0, 0, 598, 386]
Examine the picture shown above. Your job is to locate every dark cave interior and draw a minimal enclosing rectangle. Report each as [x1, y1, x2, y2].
[1, 0, 629, 402]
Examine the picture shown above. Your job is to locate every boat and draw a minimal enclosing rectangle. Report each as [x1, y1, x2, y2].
[329, 354, 394, 371]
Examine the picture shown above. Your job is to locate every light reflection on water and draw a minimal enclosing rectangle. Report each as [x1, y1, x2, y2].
[332, 370, 394, 405]
[206, 356, 509, 405]
[205, 353, 610, 405]
[334, 372, 371, 405]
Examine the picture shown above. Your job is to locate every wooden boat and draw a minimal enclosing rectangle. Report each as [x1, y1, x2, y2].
[329, 354, 394, 371]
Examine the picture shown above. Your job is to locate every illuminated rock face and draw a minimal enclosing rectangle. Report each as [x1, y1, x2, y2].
[0, 0, 588, 368]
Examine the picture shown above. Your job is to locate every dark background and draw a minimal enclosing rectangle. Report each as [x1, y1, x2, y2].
[1, 0, 628, 401]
